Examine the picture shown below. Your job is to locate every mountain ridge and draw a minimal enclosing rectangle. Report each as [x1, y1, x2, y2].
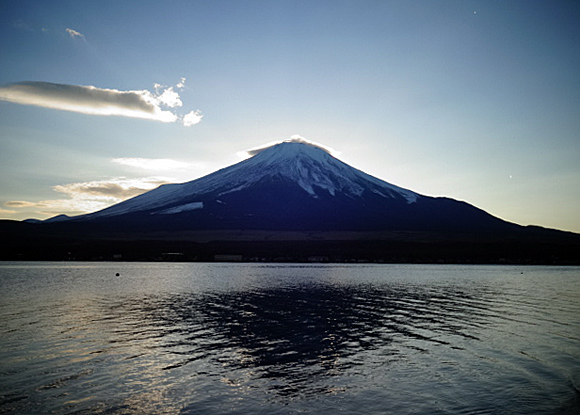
[56, 138, 510, 234]
[2, 138, 579, 263]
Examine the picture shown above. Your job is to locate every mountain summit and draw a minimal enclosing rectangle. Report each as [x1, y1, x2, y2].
[68, 138, 512, 233]
[87, 138, 418, 220]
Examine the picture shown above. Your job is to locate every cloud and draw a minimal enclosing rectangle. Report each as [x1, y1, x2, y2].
[111, 157, 202, 172]
[5, 177, 170, 216]
[4, 201, 37, 208]
[0, 81, 177, 122]
[0, 79, 202, 126]
[66, 28, 85, 40]
[53, 179, 165, 199]
[183, 110, 203, 126]
[157, 87, 182, 108]
[3, 155, 208, 219]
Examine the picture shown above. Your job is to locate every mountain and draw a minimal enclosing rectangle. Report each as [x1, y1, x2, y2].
[62, 139, 515, 233]
[75, 139, 418, 226]
[2, 138, 579, 263]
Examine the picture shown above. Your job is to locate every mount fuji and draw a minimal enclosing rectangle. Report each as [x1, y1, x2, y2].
[61, 138, 513, 233]
[2, 138, 579, 262]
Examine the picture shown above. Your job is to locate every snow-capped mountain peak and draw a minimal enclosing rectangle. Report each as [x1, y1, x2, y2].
[81, 138, 419, 219]
[241, 140, 418, 201]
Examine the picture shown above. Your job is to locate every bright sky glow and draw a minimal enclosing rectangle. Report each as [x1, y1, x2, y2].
[111, 157, 203, 172]
[0, 0, 579, 232]
[241, 136, 340, 158]
[5, 177, 170, 216]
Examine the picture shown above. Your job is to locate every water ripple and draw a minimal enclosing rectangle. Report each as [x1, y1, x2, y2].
[0, 263, 579, 414]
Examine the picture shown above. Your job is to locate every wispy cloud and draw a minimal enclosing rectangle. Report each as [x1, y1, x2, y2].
[0, 79, 202, 126]
[66, 28, 85, 40]
[2, 155, 208, 220]
[4, 201, 41, 208]
[5, 177, 170, 217]
[111, 157, 203, 172]
[53, 178, 166, 199]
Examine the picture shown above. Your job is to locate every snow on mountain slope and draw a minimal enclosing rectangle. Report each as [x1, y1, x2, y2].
[81, 138, 420, 219]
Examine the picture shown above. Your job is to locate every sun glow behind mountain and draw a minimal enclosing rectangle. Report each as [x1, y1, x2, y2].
[239, 136, 341, 159]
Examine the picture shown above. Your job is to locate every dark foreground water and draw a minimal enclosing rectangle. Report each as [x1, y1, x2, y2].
[0, 263, 579, 414]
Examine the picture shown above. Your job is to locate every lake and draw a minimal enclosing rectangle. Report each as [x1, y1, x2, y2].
[0, 262, 579, 414]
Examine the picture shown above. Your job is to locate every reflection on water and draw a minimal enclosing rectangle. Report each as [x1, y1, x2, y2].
[0, 263, 579, 414]
[152, 284, 483, 384]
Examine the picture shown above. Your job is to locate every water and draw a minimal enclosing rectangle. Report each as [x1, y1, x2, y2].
[0, 263, 579, 414]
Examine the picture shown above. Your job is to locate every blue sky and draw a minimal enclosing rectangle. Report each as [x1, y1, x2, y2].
[1, 0, 579, 232]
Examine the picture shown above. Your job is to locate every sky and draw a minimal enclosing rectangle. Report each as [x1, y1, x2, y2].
[1, 0, 579, 233]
